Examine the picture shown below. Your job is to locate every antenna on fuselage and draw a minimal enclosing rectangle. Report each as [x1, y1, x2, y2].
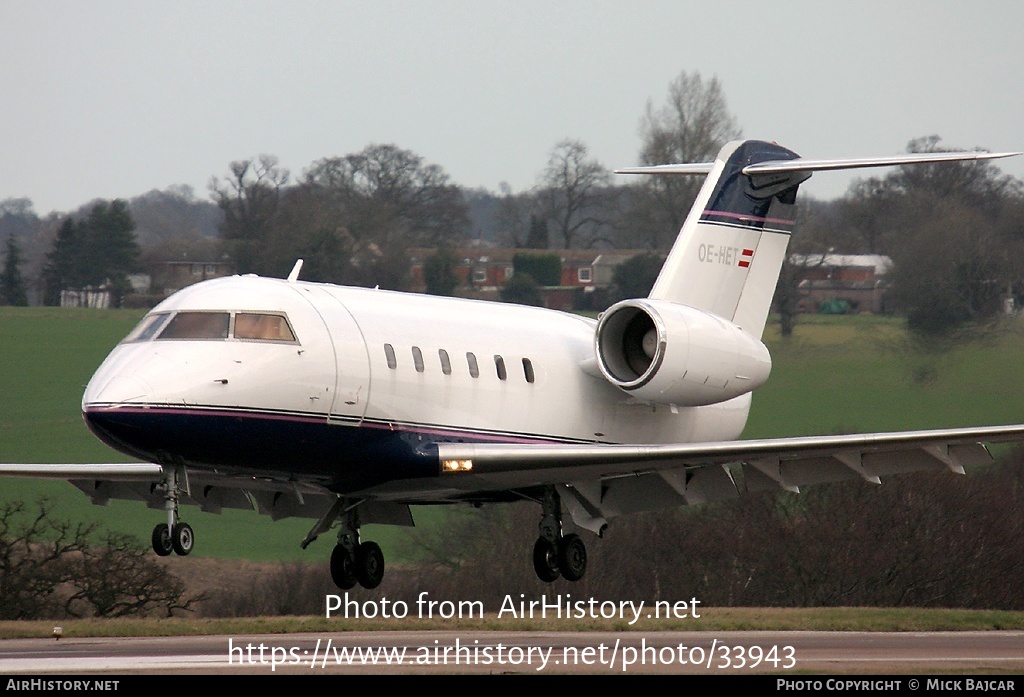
[287, 259, 304, 283]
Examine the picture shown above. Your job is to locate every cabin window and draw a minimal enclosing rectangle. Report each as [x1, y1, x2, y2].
[494, 355, 507, 381]
[123, 312, 172, 343]
[466, 352, 479, 378]
[578, 267, 593, 283]
[384, 344, 397, 369]
[412, 346, 425, 372]
[158, 312, 230, 340]
[522, 358, 535, 383]
[234, 313, 296, 342]
[439, 349, 452, 375]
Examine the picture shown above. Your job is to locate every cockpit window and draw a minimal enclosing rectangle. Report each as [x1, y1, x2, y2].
[158, 312, 230, 340]
[234, 313, 296, 342]
[124, 310, 299, 343]
[122, 312, 172, 343]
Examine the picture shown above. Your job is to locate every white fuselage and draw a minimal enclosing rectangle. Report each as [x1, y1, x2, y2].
[82, 275, 753, 494]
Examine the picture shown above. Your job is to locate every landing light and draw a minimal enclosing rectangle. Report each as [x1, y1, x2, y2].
[442, 459, 473, 473]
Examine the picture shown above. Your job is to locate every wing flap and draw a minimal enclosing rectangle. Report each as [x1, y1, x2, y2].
[2, 462, 343, 521]
[435, 424, 1022, 482]
[431, 424, 1023, 524]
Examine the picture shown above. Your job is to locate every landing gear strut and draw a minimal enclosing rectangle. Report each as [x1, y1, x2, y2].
[304, 498, 386, 590]
[532, 487, 587, 583]
[151, 465, 194, 557]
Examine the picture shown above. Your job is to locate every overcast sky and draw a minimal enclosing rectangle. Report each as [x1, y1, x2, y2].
[2, 0, 1023, 215]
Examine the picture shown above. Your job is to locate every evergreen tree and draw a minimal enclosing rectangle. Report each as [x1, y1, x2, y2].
[500, 272, 543, 306]
[42, 200, 140, 306]
[610, 252, 664, 302]
[525, 214, 549, 249]
[84, 200, 140, 305]
[423, 247, 461, 296]
[0, 235, 29, 306]
[43, 218, 86, 305]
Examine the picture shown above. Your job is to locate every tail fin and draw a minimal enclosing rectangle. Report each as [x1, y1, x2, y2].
[617, 140, 1020, 339]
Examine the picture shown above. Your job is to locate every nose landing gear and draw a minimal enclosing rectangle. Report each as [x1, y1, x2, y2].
[150, 465, 194, 557]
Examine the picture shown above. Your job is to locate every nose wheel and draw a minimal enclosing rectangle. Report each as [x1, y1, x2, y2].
[151, 522, 194, 556]
[150, 465, 195, 557]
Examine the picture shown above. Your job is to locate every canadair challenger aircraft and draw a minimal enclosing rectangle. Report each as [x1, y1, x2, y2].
[3, 140, 1023, 590]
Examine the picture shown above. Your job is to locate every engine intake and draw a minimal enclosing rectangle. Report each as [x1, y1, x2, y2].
[595, 299, 771, 406]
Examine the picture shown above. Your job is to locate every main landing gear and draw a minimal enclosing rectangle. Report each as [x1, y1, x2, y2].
[151, 466, 194, 557]
[532, 487, 587, 583]
[303, 498, 385, 590]
[329, 508, 385, 590]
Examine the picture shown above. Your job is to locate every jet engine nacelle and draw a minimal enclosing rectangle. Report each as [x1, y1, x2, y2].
[595, 299, 771, 407]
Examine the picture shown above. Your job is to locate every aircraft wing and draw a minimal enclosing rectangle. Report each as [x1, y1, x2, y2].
[429, 424, 1024, 530]
[6, 423, 1023, 531]
[0, 463, 164, 479]
[0, 462, 415, 526]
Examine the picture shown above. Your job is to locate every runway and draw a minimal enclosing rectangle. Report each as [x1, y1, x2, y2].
[1, 630, 1022, 675]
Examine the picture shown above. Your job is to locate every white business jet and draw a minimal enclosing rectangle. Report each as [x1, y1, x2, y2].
[3, 140, 1022, 590]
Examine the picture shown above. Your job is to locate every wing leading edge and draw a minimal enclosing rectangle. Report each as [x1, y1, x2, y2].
[6, 424, 1024, 532]
[432, 424, 1024, 532]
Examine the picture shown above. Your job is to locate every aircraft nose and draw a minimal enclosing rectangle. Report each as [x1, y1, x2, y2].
[83, 374, 153, 406]
[81, 344, 176, 409]
[81, 352, 168, 461]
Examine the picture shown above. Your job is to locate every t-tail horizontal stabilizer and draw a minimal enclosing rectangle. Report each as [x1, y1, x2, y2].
[615, 141, 1021, 340]
[614, 149, 1022, 176]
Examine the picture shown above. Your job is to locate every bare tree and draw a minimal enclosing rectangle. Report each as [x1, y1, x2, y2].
[0, 500, 92, 619]
[209, 155, 290, 274]
[629, 71, 742, 248]
[305, 143, 469, 248]
[537, 139, 610, 249]
[495, 182, 543, 248]
[283, 144, 469, 288]
[841, 137, 1024, 336]
[0, 500, 198, 620]
[65, 532, 199, 618]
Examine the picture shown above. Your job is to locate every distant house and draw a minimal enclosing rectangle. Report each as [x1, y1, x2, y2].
[59, 287, 111, 309]
[408, 248, 655, 310]
[790, 254, 892, 314]
[149, 260, 236, 297]
[58, 274, 151, 309]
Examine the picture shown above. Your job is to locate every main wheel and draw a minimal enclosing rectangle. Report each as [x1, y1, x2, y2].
[330, 544, 357, 590]
[532, 537, 560, 582]
[151, 524, 172, 557]
[355, 541, 385, 589]
[557, 533, 587, 582]
[171, 522, 194, 556]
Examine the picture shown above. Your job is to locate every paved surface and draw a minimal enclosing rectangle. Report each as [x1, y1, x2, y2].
[1, 630, 1022, 675]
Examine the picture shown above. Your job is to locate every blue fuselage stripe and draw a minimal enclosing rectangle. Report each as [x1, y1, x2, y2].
[82, 403, 594, 492]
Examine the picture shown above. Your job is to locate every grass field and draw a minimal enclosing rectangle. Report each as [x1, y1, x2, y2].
[3, 307, 1024, 565]
[3, 606, 1023, 639]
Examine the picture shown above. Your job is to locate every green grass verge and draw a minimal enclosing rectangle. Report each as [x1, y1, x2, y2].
[3, 607, 1023, 639]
